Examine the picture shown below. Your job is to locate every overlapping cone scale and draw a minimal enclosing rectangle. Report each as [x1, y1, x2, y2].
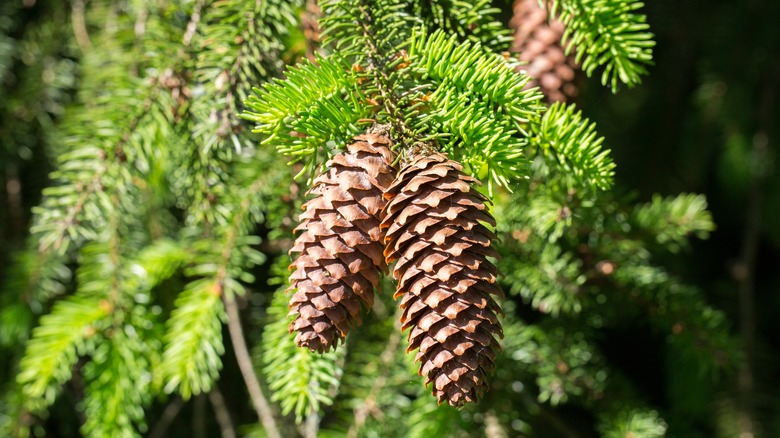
[510, 0, 579, 102]
[288, 133, 396, 353]
[381, 153, 504, 407]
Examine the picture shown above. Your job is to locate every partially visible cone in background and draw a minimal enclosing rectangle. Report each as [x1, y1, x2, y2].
[381, 153, 504, 407]
[288, 130, 396, 353]
[300, 0, 321, 61]
[510, 0, 579, 102]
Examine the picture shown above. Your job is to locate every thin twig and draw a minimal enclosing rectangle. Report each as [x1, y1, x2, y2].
[347, 314, 402, 438]
[223, 294, 282, 438]
[45, 81, 160, 254]
[736, 176, 761, 438]
[71, 0, 92, 52]
[484, 410, 508, 438]
[183, 0, 206, 47]
[735, 61, 778, 438]
[209, 387, 237, 438]
[193, 394, 207, 438]
[538, 404, 580, 438]
[302, 410, 320, 438]
[134, 5, 148, 42]
[355, 3, 419, 149]
[148, 397, 184, 438]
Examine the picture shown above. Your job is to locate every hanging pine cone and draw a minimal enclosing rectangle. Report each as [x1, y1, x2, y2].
[381, 153, 504, 407]
[288, 131, 396, 353]
[510, 0, 579, 102]
[301, 0, 321, 61]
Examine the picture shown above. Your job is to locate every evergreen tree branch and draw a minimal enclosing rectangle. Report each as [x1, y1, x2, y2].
[346, 315, 402, 438]
[597, 407, 666, 437]
[224, 294, 281, 438]
[631, 193, 715, 252]
[352, 2, 420, 147]
[32, 65, 172, 256]
[162, 168, 270, 408]
[260, 275, 344, 425]
[500, 241, 585, 315]
[148, 397, 184, 438]
[527, 102, 615, 192]
[406, 396, 468, 438]
[189, 0, 303, 155]
[16, 293, 109, 409]
[550, 0, 655, 90]
[80, 332, 150, 438]
[412, 0, 512, 53]
[0, 250, 69, 347]
[161, 279, 225, 398]
[209, 388, 237, 438]
[407, 29, 544, 192]
[70, 0, 92, 52]
[242, 56, 372, 179]
[17, 221, 129, 412]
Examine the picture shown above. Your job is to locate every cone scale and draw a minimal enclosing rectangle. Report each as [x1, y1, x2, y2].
[510, 0, 579, 102]
[381, 153, 504, 407]
[288, 132, 396, 353]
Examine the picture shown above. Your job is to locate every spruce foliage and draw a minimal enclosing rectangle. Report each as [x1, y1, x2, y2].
[0, 0, 742, 436]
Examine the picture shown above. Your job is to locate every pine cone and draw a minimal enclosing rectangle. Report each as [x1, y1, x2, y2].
[288, 132, 396, 353]
[510, 0, 579, 102]
[301, 0, 321, 61]
[381, 153, 504, 407]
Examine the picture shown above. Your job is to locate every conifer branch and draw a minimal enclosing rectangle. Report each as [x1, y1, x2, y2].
[209, 388, 237, 438]
[163, 172, 269, 404]
[18, 230, 125, 412]
[550, 0, 655, 90]
[80, 332, 150, 438]
[16, 294, 109, 409]
[527, 102, 615, 191]
[406, 397, 466, 438]
[412, 0, 512, 53]
[353, 2, 419, 148]
[33, 76, 164, 255]
[224, 294, 281, 438]
[70, 0, 92, 52]
[597, 407, 667, 437]
[631, 193, 715, 252]
[346, 317, 402, 438]
[242, 57, 371, 178]
[161, 280, 225, 398]
[0, 249, 69, 347]
[148, 398, 184, 438]
[407, 29, 544, 192]
[189, 0, 302, 157]
[260, 274, 345, 425]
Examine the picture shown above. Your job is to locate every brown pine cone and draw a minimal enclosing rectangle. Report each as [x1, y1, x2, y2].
[301, 0, 321, 61]
[510, 0, 579, 102]
[288, 132, 397, 353]
[381, 153, 504, 407]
